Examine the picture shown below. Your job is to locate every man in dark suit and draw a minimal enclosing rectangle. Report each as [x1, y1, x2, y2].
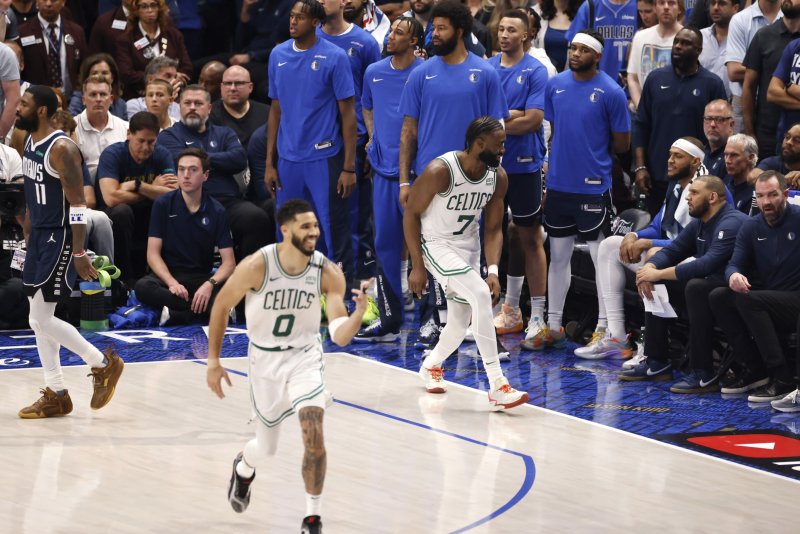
[88, 0, 130, 57]
[18, 0, 87, 98]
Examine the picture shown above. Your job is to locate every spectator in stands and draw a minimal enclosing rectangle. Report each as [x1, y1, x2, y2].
[742, 1, 800, 160]
[766, 34, 800, 151]
[10, 0, 36, 24]
[567, 0, 638, 83]
[523, 6, 557, 78]
[723, 133, 758, 213]
[0, 42, 20, 143]
[620, 176, 748, 390]
[346, 0, 391, 50]
[702, 99, 735, 180]
[209, 65, 269, 147]
[67, 53, 127, 119]
[711, 171, 800, 404]
[633, 27, 727, 213]
[75, 74, 129, 181]
[135, 147, 235, 326]
[752, 122, 800, 186]
[376, 0, 409, 22]
[406, 0, 489, 57]
[51, 109, 115, 261]
[579, 137, 707, 361]
[532, 0, 579, 72]
[97, 111, 177, 282]
[244, 123, 276, 236]
[17, 0, 87, 98]
[0, 215, 27, 329]
[115, 0, 192, 100]
[88, 0, 132, 56]
[159, 84, 271, 262]
[726, 0, 783, 134]
[627, 0, 683, 110]
[143, 78, 175, 131]
[699, 0, 739, 99]
[126, 55, 182, 121]
[638, 0, 658, 28]
[198, 59, 225, 102]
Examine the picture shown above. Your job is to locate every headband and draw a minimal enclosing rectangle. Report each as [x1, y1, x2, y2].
[571, 33, 603, 54]
[671, 138, 705, 160]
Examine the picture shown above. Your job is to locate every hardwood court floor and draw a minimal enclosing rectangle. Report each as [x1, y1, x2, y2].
[0, 352, 796, 533]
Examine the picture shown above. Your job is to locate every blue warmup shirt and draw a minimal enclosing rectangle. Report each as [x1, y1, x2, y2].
[149, 189, 233, 273]
[704, 146, 726, 179]
[757, 155, 790, 174]
[634, 65, 727, 184]
[726, 202, 800, 290]
[544, 70, 630, 194]
[399, 53, 509, 176]
[567, 0, 638, 82]
[771, 37, 800, 146]
[96, 142, 175, 194]
[268, 37, 355, 162]
[723, 175, 755, 214]
[158, 122, 247, 199]
[650, 202, 748, 281]
[488, 53, 548, 174]
[317, 24, 381, 139]
[362, 56, 424, 178]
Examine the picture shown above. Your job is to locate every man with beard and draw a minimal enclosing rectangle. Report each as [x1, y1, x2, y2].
[405, 0, 489, 56]
[344, 0, 391, 49]
[319, 0, 381, 287]
[702, 99, 735, 179]
[354, 16, 424, 342]
[404, 116, 529, 410]
[723, 133, 758, 213]
[743, 0, 800, 159]
[15, 85, 124, 419]
[207, 199, 371, 534]
[487, 11, 549, 343]
[526, 29, 629, 351]
[158, 85, 270, 264]
[633, 27, 727, 214]
[399, 0, 507, 348]
[699, 0, 740, 98]
[752, 122, 800, 186]
[264, 0, 357, 284]
[577, 137, 707, 361]
[710, 171, 800, 406]
[619, 175, 747, 389]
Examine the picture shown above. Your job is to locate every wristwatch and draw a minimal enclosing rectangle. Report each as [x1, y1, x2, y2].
[133, 179, 142, 192]
[208, 277, 218, 287]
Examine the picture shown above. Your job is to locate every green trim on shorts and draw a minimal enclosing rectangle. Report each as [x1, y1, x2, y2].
[421, 242, 472, 276]
[449, 295, 469, 305]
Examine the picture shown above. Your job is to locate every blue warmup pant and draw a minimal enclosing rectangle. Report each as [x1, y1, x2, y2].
[276, 151, 353, 279]
[372, 173, 404, 329]
[351, 138, 375, 280]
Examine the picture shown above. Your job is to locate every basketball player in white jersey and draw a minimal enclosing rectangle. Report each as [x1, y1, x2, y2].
[404, 116, 529, 410]
[206, 199, 370, 534]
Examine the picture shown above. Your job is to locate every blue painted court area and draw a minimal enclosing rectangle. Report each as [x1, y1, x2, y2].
[2, 314, 799, 481]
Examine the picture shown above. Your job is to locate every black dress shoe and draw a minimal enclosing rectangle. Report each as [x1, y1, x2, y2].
[747, 379, 797, 403]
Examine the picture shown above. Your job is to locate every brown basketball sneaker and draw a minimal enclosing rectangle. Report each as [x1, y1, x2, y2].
[18, 387, 73, 419]
[89, 346, 124, 410]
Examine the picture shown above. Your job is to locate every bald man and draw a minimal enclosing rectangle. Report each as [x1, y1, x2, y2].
[209, 65, 270, 147]
[199, 60, 226, 102]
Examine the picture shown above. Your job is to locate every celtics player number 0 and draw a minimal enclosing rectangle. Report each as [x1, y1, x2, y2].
[272, 314, 295, 337]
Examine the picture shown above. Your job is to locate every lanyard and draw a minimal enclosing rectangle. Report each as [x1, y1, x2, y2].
[42, 19, 63, 56]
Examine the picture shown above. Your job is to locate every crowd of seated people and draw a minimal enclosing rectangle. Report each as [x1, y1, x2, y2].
[0, 0, 797, 414]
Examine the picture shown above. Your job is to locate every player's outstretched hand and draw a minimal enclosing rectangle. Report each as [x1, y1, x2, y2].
[207, 363, 232, 399]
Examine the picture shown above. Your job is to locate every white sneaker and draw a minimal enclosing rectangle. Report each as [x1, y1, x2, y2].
[575, 331, 634, 360]
[622, 352, 647, 370]
[525, 316, 547, 341]
[419, 364, 447, 393]
[488, 377, 529, 410]
[573, 328, 605, 357]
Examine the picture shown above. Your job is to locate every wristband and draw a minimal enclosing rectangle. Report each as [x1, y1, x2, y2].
[73, 250, 86, 258]
[487, 264, 499, 277]
[328, 316, 348, 341]
[633, 166, 648, 174]
[69, 205, 87, 225]
[134, 179, 142, 192]
[399, 182, 411, 187]
[343, 169, 355, 173]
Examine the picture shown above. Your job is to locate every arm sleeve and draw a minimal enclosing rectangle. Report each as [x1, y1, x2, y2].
[215, 210, 234, 249]
[96, 145, 122, 181]
[267, 49, 278, 100]
[649, 220, 697, 269]
[773, 42, 796, 82]
[608, 86, 631, 133]
[544, 78, 554, 122]
[675, 216, 742, 280]
[636, 204, 666, 240]
[627, 32, 643, 77]
[743, 32, 763, 71]
[526, 64, 547, 111]
[362, 66, 374, 111]
[154, 146, 176, 174]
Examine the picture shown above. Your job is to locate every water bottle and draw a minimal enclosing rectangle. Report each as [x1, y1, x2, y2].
[637, 193, 647, 211]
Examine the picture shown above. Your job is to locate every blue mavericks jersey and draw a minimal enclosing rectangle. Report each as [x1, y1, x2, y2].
[544, 70, 630, 194]
[268, 37, 355, 162]
[488, 54, 547, 174]
[362, 56, 424, 178]
[317, 24, 381, 139]
[23, 130, 70, 229]
[568, 0, 637, 82]
[399, 53, 509, 176]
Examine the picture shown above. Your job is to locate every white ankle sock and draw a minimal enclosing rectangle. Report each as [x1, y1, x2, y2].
[306, 493, 322, 517]
[530, 296, 545, 319]
[236, 455, 255, 478]
[504, 276, 524, 308]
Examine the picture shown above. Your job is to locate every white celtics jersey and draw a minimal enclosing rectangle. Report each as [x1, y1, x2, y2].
[420, 151, 497, 243]
[245, 244, 325, 350]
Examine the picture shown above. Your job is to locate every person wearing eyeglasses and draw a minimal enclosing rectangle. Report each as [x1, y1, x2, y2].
[115, 0, 192, 101]
[702, 99, 735, 179]
[209, 65, 269, 147]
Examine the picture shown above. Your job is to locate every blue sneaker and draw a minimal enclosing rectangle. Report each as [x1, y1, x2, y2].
[353, 319, 400, 343]
[618, 358, 672, 382]
[669, 370, 719, 394]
